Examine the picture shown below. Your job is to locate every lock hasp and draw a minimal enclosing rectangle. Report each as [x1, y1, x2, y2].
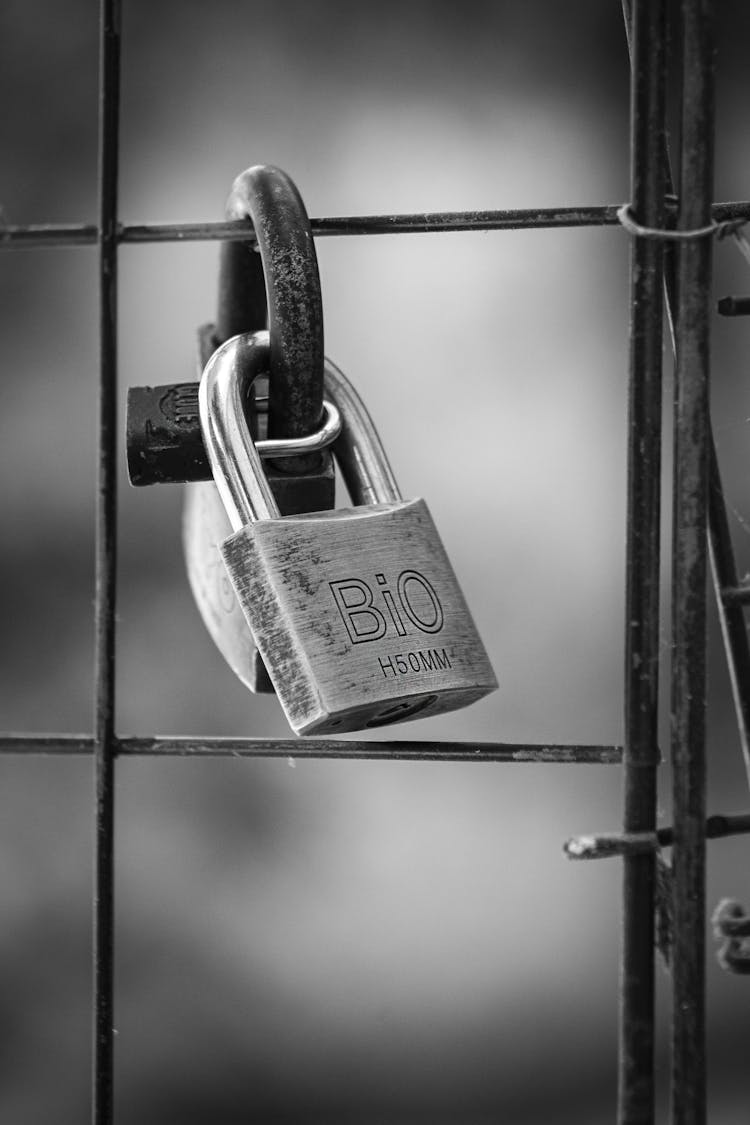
[220, 498, 497, 735]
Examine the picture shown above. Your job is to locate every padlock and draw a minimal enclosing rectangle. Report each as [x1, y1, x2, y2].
[184, 331, 341, 692]
[183, 163, 335, 692]
[199, 330, 498, 736]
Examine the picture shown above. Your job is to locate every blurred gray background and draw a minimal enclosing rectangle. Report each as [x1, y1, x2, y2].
[1, 1, 750, 1121]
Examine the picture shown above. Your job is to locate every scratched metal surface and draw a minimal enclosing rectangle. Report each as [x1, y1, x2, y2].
[221, 500, 497, 733]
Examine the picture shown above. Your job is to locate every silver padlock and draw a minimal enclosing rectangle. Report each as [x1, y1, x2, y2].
[184, 332, 341, 693]
[199, 331, 498, 735]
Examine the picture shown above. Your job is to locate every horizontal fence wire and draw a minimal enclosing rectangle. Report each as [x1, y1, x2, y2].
[0, 734, 622, 763]
[566, 812, 750, 859]
[1, 200, 750, 249]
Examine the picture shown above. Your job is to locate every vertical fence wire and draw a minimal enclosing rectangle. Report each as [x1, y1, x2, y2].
[670, 1, 715, 1121]
[94, 1, 121, 1122]
[619, 1, 666, 1121]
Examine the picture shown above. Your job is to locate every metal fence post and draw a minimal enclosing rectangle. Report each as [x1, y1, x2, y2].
[619, 1, 666, 1120]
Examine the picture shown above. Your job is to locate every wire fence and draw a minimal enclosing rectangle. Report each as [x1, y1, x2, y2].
[2, 1, 749, 1123]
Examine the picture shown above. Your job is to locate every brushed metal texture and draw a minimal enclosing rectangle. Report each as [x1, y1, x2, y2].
[220, 499, 497, 735]
[184, 481, 264, 690]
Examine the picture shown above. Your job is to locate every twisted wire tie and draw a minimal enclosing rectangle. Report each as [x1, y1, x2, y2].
[617, 202, 747, 242]
[620, 204, 746, 244]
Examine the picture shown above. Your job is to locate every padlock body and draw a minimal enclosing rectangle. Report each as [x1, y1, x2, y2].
[184, 481, 270, 689]
[183, 452, 335, 693]
[220, 499, 497, 735]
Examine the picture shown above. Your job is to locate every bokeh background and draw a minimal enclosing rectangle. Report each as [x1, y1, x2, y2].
[1, 1, 750, 1121]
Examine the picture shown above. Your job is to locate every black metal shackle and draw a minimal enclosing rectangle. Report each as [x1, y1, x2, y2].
[215, 165, 325, 474]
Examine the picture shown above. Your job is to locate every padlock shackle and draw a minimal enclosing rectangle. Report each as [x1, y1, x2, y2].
[215, 165, 324, 450]
[323, 358, 401, 507]
[200, 333, 282, 529]
[200, 331, 402, 531]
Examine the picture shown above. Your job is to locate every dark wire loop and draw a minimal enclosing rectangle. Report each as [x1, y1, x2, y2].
[214, 165, 325, 464]
[617, 203, 746, 242]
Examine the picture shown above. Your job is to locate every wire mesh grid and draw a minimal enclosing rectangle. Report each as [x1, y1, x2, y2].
[2, 1, 750, 1122]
